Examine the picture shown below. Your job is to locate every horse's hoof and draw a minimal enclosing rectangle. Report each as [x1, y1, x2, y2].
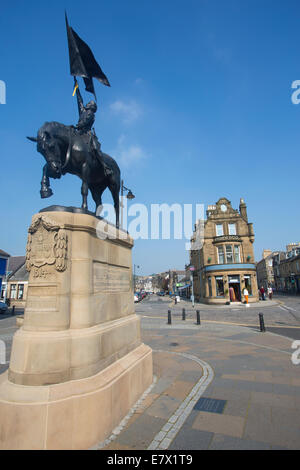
[40, 188, 53, 199]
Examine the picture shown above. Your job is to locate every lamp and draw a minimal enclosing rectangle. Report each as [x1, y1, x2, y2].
[121, 180, 135, 228]
[126, 190, 135, 200]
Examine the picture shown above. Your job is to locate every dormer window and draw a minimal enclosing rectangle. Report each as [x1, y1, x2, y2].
[228, 223, 237, 235]
[216, 224, 224, 236]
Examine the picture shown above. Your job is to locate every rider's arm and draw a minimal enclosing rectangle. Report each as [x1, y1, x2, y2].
[74, 79, 84, 115]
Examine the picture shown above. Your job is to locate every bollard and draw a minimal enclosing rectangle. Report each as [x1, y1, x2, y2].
[168, 310, 172, 325]
[259, 313, 266, 332]
[12, 306, 15, 315]
[182, 308, 186, 321]
[196, 310, 201, 325]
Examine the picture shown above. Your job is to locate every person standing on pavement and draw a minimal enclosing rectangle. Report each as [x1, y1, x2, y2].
[260, 286, 265, 300]
[243, 287, 249, 304]
[268, 286, 273, 300]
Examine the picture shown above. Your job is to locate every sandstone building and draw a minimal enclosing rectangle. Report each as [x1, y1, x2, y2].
[190, 198, 259, 304]
[256, 250, 285, 291]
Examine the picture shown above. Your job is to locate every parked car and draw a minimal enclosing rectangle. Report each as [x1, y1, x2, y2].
[134, 292, 143, 302]
[0, 301, 8, 314]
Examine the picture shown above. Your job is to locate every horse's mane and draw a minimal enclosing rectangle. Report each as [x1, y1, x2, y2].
[38, 121, 71, 139]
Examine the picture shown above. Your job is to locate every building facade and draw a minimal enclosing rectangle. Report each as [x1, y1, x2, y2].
[256, 250, 285, 291]
[190, 198, 259, 304]
[0, 256, 28, 308]
[0, 249, 10, 296]
[273, 246, 300, 294]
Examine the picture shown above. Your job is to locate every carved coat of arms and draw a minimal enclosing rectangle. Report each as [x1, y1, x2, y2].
[26, 215, 68, 273]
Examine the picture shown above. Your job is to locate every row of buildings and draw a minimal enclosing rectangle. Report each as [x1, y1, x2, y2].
[136, 197, 299, 304]
[134, 197, 258, 303]
[256, 244, 300, 294]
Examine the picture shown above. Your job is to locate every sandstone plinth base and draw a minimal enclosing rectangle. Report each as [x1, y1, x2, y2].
[0, 210, 153, 449]
[0, 343, 152, 449]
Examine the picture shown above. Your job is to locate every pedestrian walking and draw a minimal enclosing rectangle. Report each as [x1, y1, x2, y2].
[260, 286, 265, 301]
[243, 287, 249, 304]
[268, 286, 273, 300]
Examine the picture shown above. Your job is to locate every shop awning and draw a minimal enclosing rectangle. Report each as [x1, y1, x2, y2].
[177, 284, 191, 290]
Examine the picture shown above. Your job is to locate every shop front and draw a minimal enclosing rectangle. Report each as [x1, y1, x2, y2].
[202, 264, 258, 304]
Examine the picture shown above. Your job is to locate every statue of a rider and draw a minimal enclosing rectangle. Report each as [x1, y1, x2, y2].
[73, 78, 112, 178]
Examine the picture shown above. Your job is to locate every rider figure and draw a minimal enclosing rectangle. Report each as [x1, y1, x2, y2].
[74, 78, 112, 177]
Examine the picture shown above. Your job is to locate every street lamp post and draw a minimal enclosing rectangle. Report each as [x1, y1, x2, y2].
[121, 180, 135, 229]
[190, 266, 195, 308]
[133, 264, 140, 292]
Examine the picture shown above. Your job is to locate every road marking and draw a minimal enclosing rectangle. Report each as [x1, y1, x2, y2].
[280, 305, 298, 313]
[147, 351, 214, 450]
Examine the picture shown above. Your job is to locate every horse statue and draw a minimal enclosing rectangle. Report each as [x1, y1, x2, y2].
[27, 121, 120, 228]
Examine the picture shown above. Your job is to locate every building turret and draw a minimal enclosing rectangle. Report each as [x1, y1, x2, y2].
[239, 198, 248, 222]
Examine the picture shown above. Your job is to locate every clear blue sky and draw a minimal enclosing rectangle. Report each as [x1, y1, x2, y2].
[1, 0, 300, 275]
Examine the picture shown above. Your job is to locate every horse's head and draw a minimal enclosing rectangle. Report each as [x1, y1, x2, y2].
[27, 123, 63, 178]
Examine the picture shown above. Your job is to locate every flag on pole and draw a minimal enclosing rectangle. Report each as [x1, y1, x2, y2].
[65, 12, 110, 99]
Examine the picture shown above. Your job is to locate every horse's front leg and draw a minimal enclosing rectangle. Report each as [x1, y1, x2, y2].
[81, 162, 90, 210]
[40, 163, 53, 199]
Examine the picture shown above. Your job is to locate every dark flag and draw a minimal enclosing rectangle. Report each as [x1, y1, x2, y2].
[65, 13, 110, 99]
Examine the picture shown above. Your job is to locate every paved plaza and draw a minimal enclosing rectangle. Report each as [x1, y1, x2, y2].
[1, 295, 300, 450]
[99, 294, 300, 450]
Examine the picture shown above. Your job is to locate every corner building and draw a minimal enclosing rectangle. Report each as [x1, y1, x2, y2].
[190, 198, 259, 304]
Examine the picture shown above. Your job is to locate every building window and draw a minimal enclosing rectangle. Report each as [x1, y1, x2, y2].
[208, 277, 212, 297]
[215, 276, 224, 296]
[10, 284, 17, 299]
[234, 245, 241, 263]
[216, 224, 224, 236]
[218, 246, 225, 264]
[0, 283, 5, 299]
[244, 275, 252, 295]
[226, 245, 234, 263]
[228, 223, 236, 235]
[17, 284, 24, 300]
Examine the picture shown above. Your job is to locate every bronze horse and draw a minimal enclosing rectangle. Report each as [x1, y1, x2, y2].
[27, 121, 120, 227]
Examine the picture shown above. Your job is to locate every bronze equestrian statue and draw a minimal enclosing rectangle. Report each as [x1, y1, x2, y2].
[27, 94, 121, 227]
[27, 14, 122, 228]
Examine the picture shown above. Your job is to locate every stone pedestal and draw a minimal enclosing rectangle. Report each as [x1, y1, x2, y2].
[0, 211, 153, 449]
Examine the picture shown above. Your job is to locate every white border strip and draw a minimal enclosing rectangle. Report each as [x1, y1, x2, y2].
[147, 350, 214, 450]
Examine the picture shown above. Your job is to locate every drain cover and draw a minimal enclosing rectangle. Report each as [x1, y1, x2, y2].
[169, 342, 179, 347]
[193, 397, 227, 414]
